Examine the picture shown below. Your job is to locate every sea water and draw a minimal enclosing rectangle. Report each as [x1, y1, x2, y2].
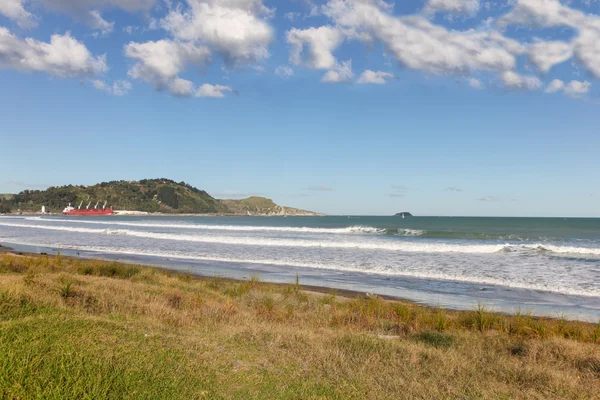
[1, 215, 599, 321]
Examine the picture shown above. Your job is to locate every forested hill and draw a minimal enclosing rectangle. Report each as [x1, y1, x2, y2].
[2, 179, 321, 215]
[5, 179, 229, 214]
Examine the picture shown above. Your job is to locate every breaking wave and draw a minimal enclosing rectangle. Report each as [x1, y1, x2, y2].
[3, 239, 599, 298]
[396, 229, 426, 236]
[3, 222, 600, 256]
[23, 217, 384, 235]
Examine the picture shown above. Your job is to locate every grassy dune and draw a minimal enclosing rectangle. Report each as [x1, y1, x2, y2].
[0, 253, 599, 399]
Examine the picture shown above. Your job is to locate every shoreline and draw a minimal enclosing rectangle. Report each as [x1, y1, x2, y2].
[0, 245, 425, 305]
[1, 248, 598, 398]
[2, 244, 596, 324]
[3, 212, 325, 217]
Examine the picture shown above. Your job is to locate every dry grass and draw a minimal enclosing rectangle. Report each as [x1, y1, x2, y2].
[0, 253, 599, 399]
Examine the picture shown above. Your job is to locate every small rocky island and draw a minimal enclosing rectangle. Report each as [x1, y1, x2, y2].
[394, 212, 413, 217]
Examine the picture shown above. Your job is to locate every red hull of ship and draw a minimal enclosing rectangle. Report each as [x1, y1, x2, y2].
[62, 209, 114, 216]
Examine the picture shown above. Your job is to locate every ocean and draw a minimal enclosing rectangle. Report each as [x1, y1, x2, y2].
[1, 215, 599, 321]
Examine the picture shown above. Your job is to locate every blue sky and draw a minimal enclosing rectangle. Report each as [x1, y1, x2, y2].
[1, 0, 599, 217]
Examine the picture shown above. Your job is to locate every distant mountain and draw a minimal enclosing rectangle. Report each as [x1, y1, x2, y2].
[4, 179, 322, 216]
[221, 196, 323, 216]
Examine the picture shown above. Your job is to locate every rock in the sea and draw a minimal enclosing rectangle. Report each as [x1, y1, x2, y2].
[394, 212, 413, 217]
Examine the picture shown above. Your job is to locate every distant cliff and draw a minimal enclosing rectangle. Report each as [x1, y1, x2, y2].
[3, 179, 323, 216]
[220, 196, 323, 216]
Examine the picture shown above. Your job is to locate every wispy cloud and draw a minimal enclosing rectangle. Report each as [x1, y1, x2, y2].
[445, 186, 464, 192]
[290, 193, 310, 198]
[7, 180, 48, 189]
[391, 184, 409, 191]
[477, 196, 502, 202]
[308, 185, 333, 191]
[386, 193, 405, 198]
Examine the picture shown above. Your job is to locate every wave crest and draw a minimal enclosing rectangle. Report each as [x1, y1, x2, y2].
[3, 222, 600, 256]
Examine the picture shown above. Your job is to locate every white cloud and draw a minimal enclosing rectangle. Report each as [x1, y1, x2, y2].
[497, 0, 576, 28]
[196, 83, 234, 98]
[160, 0, 274, 66]
[468, 77, 483, 89]
[322, 60, 354, 83]
[500, 71, 542, 91]
[169, 78, 196, 97]
[357, 70, 394, 84]
[92, 79, 132, 96]
[125, 39, 211, 94]
[287, 26, 344, 70]
[545, 79, 591, 97]
[545, 79, 564, 93]
[498, 0, 600, 79]
[275, 65, 294, 78]
[527, 40, 572, 74]
[123, 26, 138, 34]
[477, 196, 502, 201]
[321, 0, 521, 76]
[88, 10, 114, 36]
[445, 186, 464, 192]
[284, 12, 300, 21]
[563, 80, 591, 97]
[125, 0, 272, 96]
[0, 27, 107, 78]
[386, 193, 405, 198]
[0, 0, 36, 28]
[423, 0, 480, 16]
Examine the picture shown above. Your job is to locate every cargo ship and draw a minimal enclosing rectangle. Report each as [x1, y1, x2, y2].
[62, 199, 113, 216]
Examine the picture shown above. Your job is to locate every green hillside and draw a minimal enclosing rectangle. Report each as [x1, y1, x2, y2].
[221, 196, 321, 216]
[4, 179, 322, 215]
[7, 179, 229, 214]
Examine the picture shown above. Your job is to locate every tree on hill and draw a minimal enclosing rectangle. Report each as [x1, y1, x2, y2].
[0, 203, 11, 214]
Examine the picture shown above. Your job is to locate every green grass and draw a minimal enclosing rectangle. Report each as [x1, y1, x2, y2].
[0, 253, 598, 399]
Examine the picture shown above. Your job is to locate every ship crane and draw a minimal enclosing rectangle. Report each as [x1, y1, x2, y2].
[62, 198, 113, 216]
[78, 196, 89, 210]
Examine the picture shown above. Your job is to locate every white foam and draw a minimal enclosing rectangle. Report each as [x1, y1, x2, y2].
[4, 221, 600, 256]
[0, 222, 504, 253]
[23, 217, 384, 235]
[519, 244, 600, 255]
[5, 239, 599, 298]
[396, 228, 426, 236]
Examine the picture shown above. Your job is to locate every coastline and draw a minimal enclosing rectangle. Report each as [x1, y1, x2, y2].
[1, 243, 596, 324]
[0, 249, 598, 398]
[0, 244, 428, 306]
[4, 212, 325, 217]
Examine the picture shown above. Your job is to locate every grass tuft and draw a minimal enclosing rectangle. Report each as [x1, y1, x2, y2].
[415, 331, 455, 349]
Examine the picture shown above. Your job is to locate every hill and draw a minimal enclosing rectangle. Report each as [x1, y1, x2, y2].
[4, 179, 321, 215]
[7, 179, 229, 214]
[221, 196, 323, 216]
